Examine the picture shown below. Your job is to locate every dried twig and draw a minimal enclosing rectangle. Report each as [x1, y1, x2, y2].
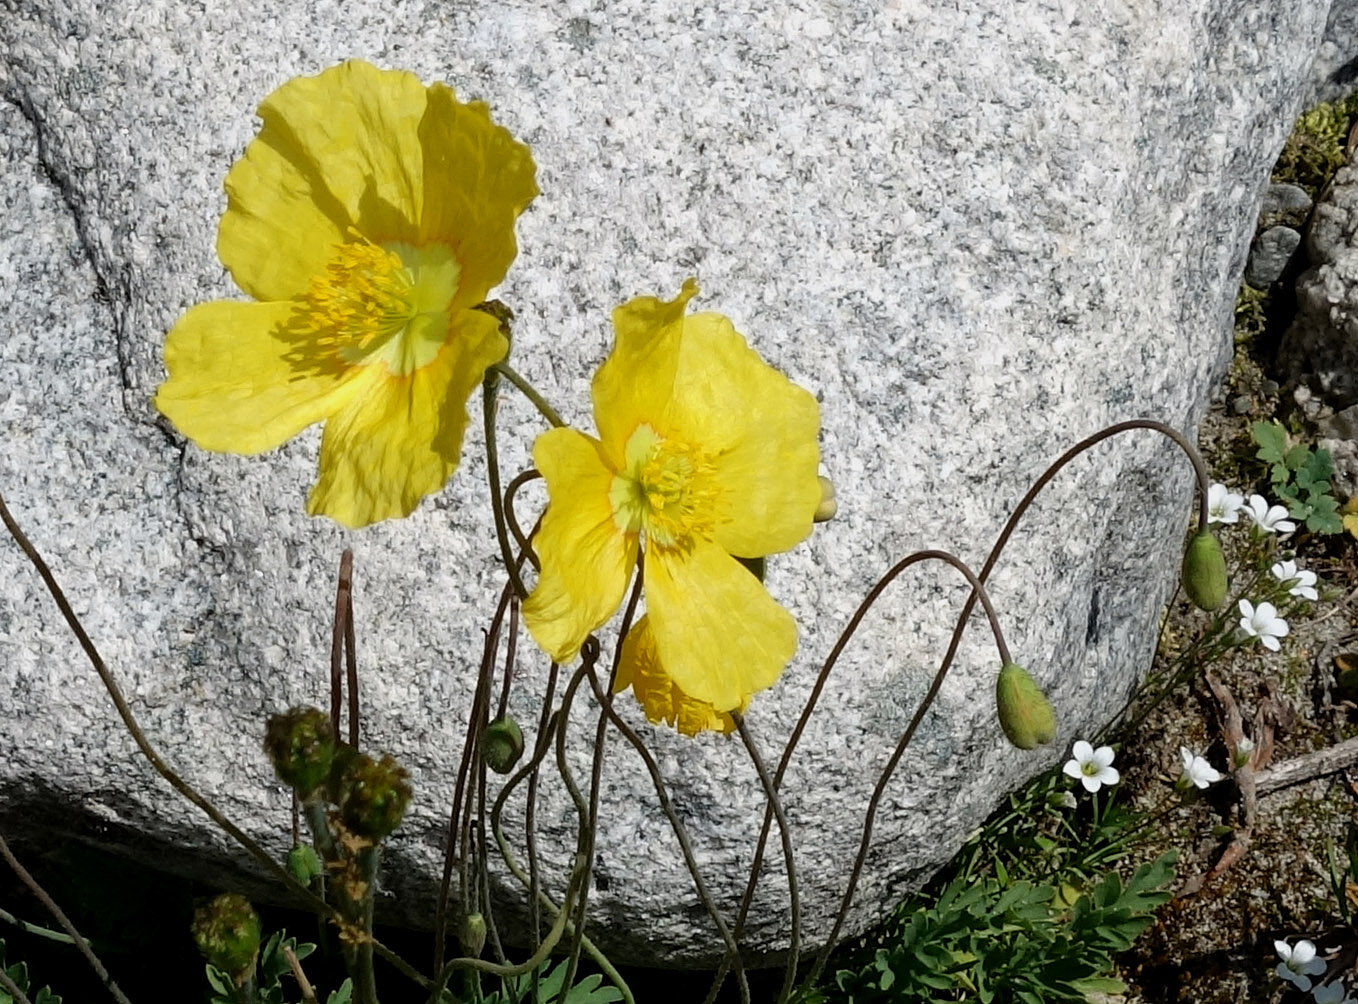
[1255, 735, 1358, 795]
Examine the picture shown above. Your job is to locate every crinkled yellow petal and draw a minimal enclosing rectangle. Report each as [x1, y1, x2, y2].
[417, 84, 538, 309]
[305, 309, 507, 527]
[523, 428, 638, 663]
[644, 539, 797, 712]
[616, 616, 740, 736]
[218, 60, 427, 301]
[593, 281, 821, 554]
[154, 300, 364, 453]
[591, 279, 699, 461]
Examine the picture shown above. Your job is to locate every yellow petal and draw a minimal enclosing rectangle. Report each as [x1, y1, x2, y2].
[593, 282, 820, 554]
[618, 616, 740, 736]
[591, 279, 699, 459]
[154, 300, 362, 453]
[417, 84, 539, 309]
[522, 428, 638, 663]
[305, 309, 507, 527]
[644, 539, 797, 711]
[218, 61, 428, 301]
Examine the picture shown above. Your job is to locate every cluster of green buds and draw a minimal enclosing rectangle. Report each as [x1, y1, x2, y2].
[264, 706, 413, 840]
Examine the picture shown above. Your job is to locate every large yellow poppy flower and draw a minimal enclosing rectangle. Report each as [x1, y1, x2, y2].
[523, 281, 821, 723]
[154, 60, 538, 527]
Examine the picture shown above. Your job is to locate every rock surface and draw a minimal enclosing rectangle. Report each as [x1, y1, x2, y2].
[0, 0, 1334, 968]
[1246, 225, 1304, 287]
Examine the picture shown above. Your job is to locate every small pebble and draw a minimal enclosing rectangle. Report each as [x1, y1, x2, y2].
[1245, 226, 1302, 287]
[1259, 182, 1312, 216]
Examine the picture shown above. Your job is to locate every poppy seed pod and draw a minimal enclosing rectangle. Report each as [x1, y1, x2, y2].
[263, 706, 337, 797]
[995, 662, 1056, 750]
[192, 893, 261, 983]
[1182, 530, 1228, 610]
[336, 752, 413, 840]
[481, 716, 525, 775]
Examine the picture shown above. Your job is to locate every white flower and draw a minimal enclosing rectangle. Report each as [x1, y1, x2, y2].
[1313, 982, 1357, 1004]
[1178, 746, 1224, 788]
[1062, 740, 1119, 792]
[1271, 559, 1319, 601]
[1275, 939, 1326, 991]
[1234, 735, 1255, 767]
[1207, 483, 1244, 524]
[1245, 494, 1297, 534]
[1238, 598, 1290, 652]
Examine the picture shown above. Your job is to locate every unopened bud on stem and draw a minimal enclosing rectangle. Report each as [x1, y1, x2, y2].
[814, 476, 838, 523]
[336, 752, 413, 840]
[995, 662, 1056, 750]
[192, 893, 261, 983]
[264, 707, 337, 797]
[1182, 530, 1228, 611]
[482, 717, 525, 775]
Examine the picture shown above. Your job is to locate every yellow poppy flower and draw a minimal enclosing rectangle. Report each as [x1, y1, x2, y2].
[154, 60, 538, 527]
[523, 280, 821, 722]
[614, 616, 745, 736]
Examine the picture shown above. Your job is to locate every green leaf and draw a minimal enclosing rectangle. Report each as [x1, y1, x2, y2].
[1308, 509, 1345, 534]
[1252, 419, 1288, 463]
[326, 980, 354, 1004]
[1284, 444, 1313, 471]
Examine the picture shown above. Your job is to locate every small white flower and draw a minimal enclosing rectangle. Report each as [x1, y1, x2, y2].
[1245, 494, 1298, 534]
[1275, 938, 1326, 991]
[1178, 746, 1224, 789]
[1239, 598, 1290, 652]
[1062, 740, 1119, 793]
[1207, 483, 1244, 524]
[1234, 735, 1255, 767]
[1271, 559, 1319, 601]
[1313, 982, 1357, 1004]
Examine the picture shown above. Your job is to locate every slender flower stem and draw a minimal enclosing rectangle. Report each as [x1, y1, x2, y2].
[483, 370, 530, 600]
[0, 906, 77, 944]
[493, 361, 567, 428]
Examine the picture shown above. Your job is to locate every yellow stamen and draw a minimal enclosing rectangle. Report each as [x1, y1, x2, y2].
[294, 242, 414, 364]
[610, 425, 722, 550]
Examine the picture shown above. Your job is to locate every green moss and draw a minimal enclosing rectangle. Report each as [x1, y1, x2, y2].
[1272, 92, 1358, 197]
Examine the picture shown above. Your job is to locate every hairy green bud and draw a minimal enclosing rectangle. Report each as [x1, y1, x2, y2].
[1182, 530, 1228, 611]
[460, 911, 488, 958]
[995, 662, 1056, 750]
[336, 752, 413, 840]
[191, 893, 261, 982]
[482, 717, 525, 775]
[264, 706, 337, 796]
[287, 843, 324, 885]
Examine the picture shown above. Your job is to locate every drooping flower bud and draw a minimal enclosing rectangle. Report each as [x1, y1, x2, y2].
[459, 911, 488, 958]
[287, 843, 324, 885]
[995, 662, 1056, 750]
[336, 752, 413, 840]
[191, 893, 261, 983]
[263, 707, 337, 797]
[481, 717, 525, 775]
[1233, 736, 1255, 768]
[1182, 530, 1228, 611]
[814, 476, 838, 523]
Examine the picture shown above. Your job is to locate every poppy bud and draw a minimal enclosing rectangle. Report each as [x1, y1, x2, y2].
[482, 716, 525, 775]
[287, 844, 324, 885]
[1182, 530, 1227, 611]
[814, 476, 838, 523]
[191, 893, 261, 983]
[263, 707, 337, 797]
[995, 662, 1056, 750]
[336, 752, 412, 840]
[459, 911, 487, 958]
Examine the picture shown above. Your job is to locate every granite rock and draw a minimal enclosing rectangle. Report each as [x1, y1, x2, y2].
[0, 0, 1331, 968]
[1310, 0, 1358, 105]
[1246, 225, 1303, 287]
[1260, 182, 1313, 218]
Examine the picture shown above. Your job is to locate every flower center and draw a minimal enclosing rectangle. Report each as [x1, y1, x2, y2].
[292, 239, 461, 375]
[1081, 761, 1100, 778]
[610, 425, 722, 550]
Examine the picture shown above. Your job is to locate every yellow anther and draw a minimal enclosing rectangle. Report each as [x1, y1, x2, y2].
[295, 242, 414, 363]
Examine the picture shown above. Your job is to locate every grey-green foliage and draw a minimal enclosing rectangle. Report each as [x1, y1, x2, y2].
[0, 941, 61, 1004]
[206, 930, 351, 1004]
[1252, 420, 1342, 534]
[480, 959, 623, 1004]
[825, 852, 1176, 1003]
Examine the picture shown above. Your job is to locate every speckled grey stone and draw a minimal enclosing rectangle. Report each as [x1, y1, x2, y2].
[0, 0, 1332, 968]
[1285, 163, 1358, 412]
[1310, 0, 1358, 105]
[1246, 225, 1303, 287]
[1261, 182, 1314, 217]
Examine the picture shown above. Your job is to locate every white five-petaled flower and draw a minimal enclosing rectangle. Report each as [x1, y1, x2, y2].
[1271, 559, 1320, 601]
[1275, 939, 1326, 992]
[1238, 599, 1290, 652]
[1178, 746, 1224, 789]
[1207, 482, 1244, 524]
[1313, 981, 1357, 1004]
[1245, 494, 1297, 534]
[1062, 740, 1119, 793]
